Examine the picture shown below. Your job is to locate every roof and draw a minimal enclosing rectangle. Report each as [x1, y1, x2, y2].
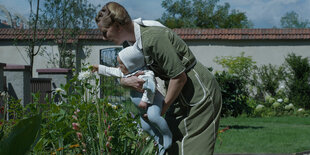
[0, 28, 310, 40]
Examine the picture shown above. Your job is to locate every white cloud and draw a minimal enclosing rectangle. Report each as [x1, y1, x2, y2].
[221, 0, 310, 28]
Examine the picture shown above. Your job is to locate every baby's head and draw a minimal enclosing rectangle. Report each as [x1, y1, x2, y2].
[117, 46, 145, 75]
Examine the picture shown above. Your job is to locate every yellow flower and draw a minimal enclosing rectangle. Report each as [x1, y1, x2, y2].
[69, 144, 80, 148]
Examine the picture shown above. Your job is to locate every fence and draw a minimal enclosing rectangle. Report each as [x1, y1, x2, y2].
[30, 78, 52, 103]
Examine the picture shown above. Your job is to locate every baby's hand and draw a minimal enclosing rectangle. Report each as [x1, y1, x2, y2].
[91, 65, 99, 72]
[138, 101, 148, 110]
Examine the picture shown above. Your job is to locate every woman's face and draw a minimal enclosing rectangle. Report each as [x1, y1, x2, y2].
[98, 23, 125, 45]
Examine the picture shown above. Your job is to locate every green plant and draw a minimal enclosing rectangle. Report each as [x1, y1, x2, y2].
[0, 114, 41, 154]
[252, 64, 285, 98]
[214, 52, 257, 82]
[215, 71, 249, 117]
[30, 65, 156, 154]
[214, 52, 257, 117]
[284, 53, 310, 110]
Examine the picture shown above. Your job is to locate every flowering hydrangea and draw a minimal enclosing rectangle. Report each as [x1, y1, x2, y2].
[78, 71, 92, 81]
[255, 104, 264, 112]
[284, 103, 294, 110]
[284, 98, 289, 103]
[277, 98, 283, 103]
[272, 102, 281, 108]
[268, 97, 275, 104]
[297, 108, 305, 113]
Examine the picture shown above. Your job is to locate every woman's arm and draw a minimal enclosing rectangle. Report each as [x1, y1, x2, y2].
[161, 72, 187, 115]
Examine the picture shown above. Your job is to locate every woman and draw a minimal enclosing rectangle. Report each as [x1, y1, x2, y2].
[95, 2, 222, 154]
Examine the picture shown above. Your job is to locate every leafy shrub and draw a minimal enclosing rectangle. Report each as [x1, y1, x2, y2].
[284, 53, 310, 110]
[252, 64, 285, 98]
[214, 52, 257, 117]
[214, 52, 257, 82]
[215, 71, 249, 117]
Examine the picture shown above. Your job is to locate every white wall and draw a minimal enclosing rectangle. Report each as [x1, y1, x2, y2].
[1, 39, 310, 77]
[187, 40, 310, 72]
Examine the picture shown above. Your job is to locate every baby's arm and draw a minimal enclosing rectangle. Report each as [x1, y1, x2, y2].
[139, 70, 156, 107]
[97, 65, 124, 78]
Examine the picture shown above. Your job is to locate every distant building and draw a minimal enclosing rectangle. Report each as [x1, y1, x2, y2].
[0, 20, 11, 28]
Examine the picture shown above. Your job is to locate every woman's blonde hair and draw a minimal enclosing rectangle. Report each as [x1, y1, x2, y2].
[95, 2, 131, 28]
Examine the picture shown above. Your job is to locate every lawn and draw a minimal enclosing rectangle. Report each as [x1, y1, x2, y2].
[214, 116, 310, 154]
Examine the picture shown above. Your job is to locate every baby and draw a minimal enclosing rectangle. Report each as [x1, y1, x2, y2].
[93, 45, 172, 154]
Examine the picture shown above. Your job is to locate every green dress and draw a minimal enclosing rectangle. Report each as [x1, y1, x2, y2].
[139, 25, 222, 155]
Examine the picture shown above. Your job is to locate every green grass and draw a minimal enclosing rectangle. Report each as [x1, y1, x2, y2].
[214, 116, 310, 154]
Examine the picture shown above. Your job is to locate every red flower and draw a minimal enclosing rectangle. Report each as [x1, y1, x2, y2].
[76, 132, 83, 140]
[72, 123, 80, 130]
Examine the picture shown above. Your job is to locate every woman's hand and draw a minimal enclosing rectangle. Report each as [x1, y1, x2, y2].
[161, 72, 187, 116]
[120, 71, 145, 92]
[161, 100, 169, 116]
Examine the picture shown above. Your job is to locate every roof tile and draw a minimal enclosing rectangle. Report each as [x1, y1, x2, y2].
[1, 28, 310, 40]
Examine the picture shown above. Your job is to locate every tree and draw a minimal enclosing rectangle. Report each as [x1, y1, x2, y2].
[159, 0, 253, 28]
[24, 0, 46, 77]
[40, 0, 98, 69]
[280, 11, 309, 28]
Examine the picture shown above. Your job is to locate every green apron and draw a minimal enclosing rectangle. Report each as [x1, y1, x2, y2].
[140, 26, 222, 155]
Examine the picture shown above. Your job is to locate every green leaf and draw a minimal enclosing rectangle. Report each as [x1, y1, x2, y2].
[141, 139, 155, 155]
[0, 128, 4, 141]
[0, 114, 41, 155]
[85, 83, 93, 89]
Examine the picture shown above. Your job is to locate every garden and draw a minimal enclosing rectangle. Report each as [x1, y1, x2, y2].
[0, 52, 309, 154]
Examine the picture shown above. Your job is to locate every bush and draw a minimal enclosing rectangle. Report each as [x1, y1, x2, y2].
[215, 71, 250, 117]
[284, 53, 310, 110]
[214, 52, 257, 82]
[252, 64, 285, 98]
[214, 52, 256, 117]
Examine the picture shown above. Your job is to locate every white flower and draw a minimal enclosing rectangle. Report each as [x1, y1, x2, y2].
[284, 98, 289, 103]
[0, 91, 5, 97]
[55, 88, 65, 94]
[265, 95, 271, 102]
[285, 103, 294, 110]
[277, 98, 283, 103]
[268, 97, 275, 104]
[297, 108, 305, 113]
[146, 136, 151, 141]
[255, 104, 264, 112]
[112, 105, 117, 110]
[279, 85, 285, 89]
[78, 71, 91, 81]
[55, 101, 63, 106]
[272, 102, 281, 108]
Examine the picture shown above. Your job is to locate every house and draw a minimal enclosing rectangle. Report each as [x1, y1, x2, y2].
[0, 28, 310, 77]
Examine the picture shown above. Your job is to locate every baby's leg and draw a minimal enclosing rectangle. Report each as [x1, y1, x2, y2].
[147, 91, 172, 150]
[140, 116, 162, 144]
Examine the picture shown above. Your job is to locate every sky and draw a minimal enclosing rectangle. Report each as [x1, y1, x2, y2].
[0, 0, 309, 28]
